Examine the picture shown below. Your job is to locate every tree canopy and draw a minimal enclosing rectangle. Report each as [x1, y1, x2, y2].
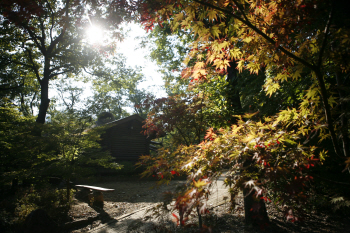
[136, 0, 350, 227]
[1, 0, 350, 230]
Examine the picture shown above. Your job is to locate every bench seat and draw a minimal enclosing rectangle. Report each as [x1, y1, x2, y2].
[75, 185, 115, 205]
[75, 185, 115, 192]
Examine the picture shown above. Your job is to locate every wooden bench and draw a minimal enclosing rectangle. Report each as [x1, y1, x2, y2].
[75, 185, 115, 205]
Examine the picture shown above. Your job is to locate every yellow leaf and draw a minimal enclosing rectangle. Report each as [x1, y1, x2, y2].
[264, 79, 280, 97]
[237, 59, 245, 72]
[207, 9, 218, 22]
[292, 67, 302, 80]
[243, 36, 253, 43]
[193, 179, 208, 189]
[194, 61, 205, 69]
[210, 25, 220, 38]
[247, 62, 260, 74]
[174, 12, 184, 21]
[230, 48, 242, 59]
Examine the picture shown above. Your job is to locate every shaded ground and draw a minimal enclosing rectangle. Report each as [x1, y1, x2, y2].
[121, 195, 350, 233]
[66, 177, 186, 232]
[64, 176, 350, 233]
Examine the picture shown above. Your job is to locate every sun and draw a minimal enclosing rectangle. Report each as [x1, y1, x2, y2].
[86, 25, 104, 44]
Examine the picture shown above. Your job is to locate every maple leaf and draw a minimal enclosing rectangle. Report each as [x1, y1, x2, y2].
[210, 25, 220, 38]
[205, 128, 216, 140]
[229, 48, 242, 59]
[194, 61, 205, 70]
[244, 180, 255, 188]
[264, 79, 280, 97]
[207, 9, 218, 22]
[193, 179, 208, 189]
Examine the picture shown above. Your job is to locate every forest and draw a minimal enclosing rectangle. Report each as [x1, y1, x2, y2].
[1, 0, 350, 232]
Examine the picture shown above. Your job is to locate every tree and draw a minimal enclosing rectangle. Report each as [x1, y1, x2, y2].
[86, 54, 144, 120]
[0, 0, 128, 125]
[0, 99, 36, 188]
[138, 0, 350, 160]
[127, 88, 155, 119]
[0, 18, 40, 116]
[139, 22, 193, 95]
[136, 0, 350, 227]
[46, 109, 120, 202]
[143, 92, 210, 147]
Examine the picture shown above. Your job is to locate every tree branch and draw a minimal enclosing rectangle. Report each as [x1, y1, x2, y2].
[26, 49, 42, 83]
[49, 69, 74, 79]
[193, 0, 342, 157]
[21, 24, 43, 53]
[193, 0, 316, 71]
[0, 83, 24, 91]
[45, 0, 55, 43]
[318, 4, 333, 68]
[175, 126, 190, 147]
[38, 14, 47, 55]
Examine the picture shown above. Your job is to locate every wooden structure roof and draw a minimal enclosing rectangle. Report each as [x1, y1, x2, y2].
[101, 114, 150, 161]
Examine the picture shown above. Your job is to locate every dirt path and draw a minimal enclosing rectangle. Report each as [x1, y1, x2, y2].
[88, 176, 230, 233]
[66, 175, 350, 233]
[67, 177, 188, 232]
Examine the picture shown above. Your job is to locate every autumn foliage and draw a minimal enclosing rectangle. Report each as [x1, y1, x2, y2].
[137, 0, 350, 228]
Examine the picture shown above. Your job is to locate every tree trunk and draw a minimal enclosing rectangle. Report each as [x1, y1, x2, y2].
[242, 159, 269, 228]
[314, 70, 345, 158]
[335, 72, 350, 159]
[226, 62, 243, 114]
[243, 186, 269, 227]
[197, 206, 202, 229]
[36, 78, 50, 125]
[11, 178, 18, 193]
[66, 179, 71, 205]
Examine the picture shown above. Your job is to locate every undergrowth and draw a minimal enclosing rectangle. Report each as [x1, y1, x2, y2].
[0, 184, 74, 232]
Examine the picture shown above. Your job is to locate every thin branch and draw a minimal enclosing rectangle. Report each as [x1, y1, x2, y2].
[317, 4, 333, 68]
[231, 0, 250, 23]
[47, 29, 66, 55]
[26, 49, 42, 83]
[0, 83, 24, 91]
[193, 0, 316, 71]
[45, 0, 55, 43]
[313, 174, 350, 186]
[82, 66, 95, 76]
[30, 91, 38, 116]
[175, 126, 190, 147]
[49, 63, 73, 73]
[38, 14, 47, 54]
[49, 69, 74, 79]
[21, 24, 43, 53]
[193, 0, 342, 157]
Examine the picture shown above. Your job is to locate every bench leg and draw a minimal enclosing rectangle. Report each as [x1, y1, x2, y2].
[94, 191, 104, 203]
[87, 191, 104, 207]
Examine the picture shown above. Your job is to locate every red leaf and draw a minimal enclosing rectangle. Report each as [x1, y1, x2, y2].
[172, 213, 179, 225]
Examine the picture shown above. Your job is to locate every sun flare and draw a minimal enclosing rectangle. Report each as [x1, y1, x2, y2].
[86, 26, 104, 44]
